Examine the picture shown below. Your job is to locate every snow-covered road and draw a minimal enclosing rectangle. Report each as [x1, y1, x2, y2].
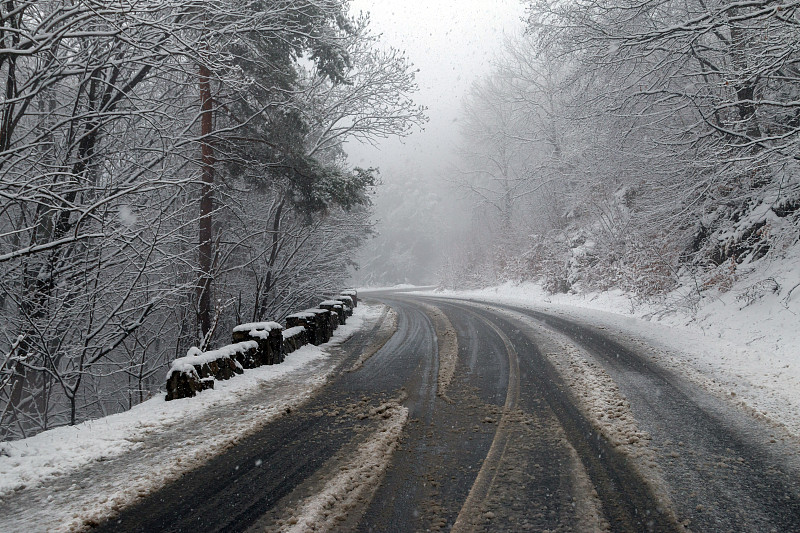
[420, 283, 800, 441]
[3, 289, 799, 532]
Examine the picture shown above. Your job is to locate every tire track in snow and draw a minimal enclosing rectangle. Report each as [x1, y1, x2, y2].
[436, 299, 682, 532]
[488, 306, 676, 517]
[348, 305, 398, 372]
[271, 402, 409, 533]
[449, 306, 519, 532]
[506, 304, 800, 532]
[419, 302, 459, 402]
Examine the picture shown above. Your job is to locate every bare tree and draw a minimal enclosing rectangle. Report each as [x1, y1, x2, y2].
[0, 0, 425, 440]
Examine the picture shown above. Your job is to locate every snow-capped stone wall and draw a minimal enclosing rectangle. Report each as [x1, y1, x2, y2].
[165, 289, 358, 401]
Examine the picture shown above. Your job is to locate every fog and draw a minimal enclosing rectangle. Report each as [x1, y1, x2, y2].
[347, 1, 528, 286]
[347, 0, 799, 298]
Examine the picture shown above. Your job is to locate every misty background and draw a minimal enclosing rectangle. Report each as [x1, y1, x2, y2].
[348, 0, 527, 286]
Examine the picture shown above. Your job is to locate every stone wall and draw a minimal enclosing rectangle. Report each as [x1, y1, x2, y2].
[165, 290, 358, 401]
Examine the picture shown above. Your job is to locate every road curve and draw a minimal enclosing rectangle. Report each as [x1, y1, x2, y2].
[93, 292, 800, 532]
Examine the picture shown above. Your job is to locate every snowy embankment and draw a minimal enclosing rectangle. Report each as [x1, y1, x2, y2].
[0, 304, 383, 530]
[410, 247, 800, 438]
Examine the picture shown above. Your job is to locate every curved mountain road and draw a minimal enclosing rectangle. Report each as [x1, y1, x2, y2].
[94, 292, 800, 532]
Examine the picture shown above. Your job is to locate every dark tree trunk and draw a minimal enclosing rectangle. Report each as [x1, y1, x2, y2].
[198, 62, 214, 338]
[256, 199, 285, 320]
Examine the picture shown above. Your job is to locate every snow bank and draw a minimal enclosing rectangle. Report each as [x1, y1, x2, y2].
[418, 245, 800, 437]
[359, 283, 429, 291]
[0, 346, 320, 500]
[0, 304, 382, 503]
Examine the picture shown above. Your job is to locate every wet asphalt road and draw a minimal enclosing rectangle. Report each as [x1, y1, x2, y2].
[94, 292, 800, 532]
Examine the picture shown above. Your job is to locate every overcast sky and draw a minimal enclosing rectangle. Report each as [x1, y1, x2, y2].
[346, 0, 528, 182]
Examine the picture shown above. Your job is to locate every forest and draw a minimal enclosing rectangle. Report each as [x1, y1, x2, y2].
[0, 0, 424, 440]
[436, 0, 800, 302]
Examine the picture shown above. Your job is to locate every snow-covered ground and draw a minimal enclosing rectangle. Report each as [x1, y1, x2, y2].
[0, 304, 383, 532]
[402, 249, 800, 439]
[359, 283, 436, 291]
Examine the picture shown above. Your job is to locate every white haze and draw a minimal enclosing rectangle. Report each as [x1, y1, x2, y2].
[347, 0, 527, 285]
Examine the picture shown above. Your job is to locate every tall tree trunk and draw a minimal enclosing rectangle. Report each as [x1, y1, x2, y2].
[256, 199, 285, 320]
[198, 62, 214, 339]
[729, 22, 761, 140]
